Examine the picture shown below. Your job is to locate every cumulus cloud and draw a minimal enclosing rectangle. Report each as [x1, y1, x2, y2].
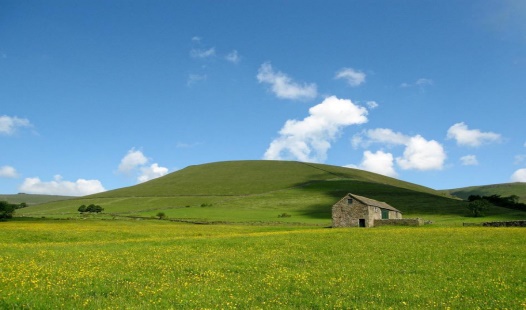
[264, 96, 368, 162]
[138, 163, 169, 183]
[0, 115, 32, 135]
[19, 175, 106, 196]
[257, 62, 317, 100]
[225, 50, 240, 64]
[396, 135, 446, 171]
[447, 122, 501, 147]
[118, 148, 169, 183]
[353, 128, 446, 171]
[460, 155, 479, 166]
[335, 68, 366, 87]
[0, 165, 18, 178]
[511, 168, 526, 182]
[118, 148, 148, 174]
[358, 150, 397, 177]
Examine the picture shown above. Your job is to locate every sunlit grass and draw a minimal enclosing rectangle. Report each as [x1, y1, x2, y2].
[1, 220, 525, 309]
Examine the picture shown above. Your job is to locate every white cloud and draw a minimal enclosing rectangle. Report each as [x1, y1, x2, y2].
[187, 74, 207, 86]
[514, 154, 526, 164]
[401, 78, 434, 88]
[353, 128, 446, 171]
[138, 163, 169, 183]
[118, 148, 148, 174]
[0, 115, 32, 135]
[366, 101, 379, 109]
[335, 68, 366, 87]
[353, 128, 409, 148]
[264, 96, 368, 162]
[447, 122, 501, 147]
[460, 155, 479, 166]
[358, 150, 397, 177]
[118, 148, 169, 183]
[396, 135, 446, 171]
[0, 165, 18, 178]
[190, 47, 216, 59]
[19, 175, 106, 196]
[257, 62, 317, 100]
[226, 50, 240, 64]
[511, 168, 526, 182]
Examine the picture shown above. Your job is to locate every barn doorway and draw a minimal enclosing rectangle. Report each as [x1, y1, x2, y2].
[359, 219, 366, 227]
[381, 209, 389, 219]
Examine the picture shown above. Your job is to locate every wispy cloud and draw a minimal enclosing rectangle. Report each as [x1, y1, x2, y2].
[335, 67, 366, 87]
[0, 165, 19, 178]
[460, 155, 479, 166]
[400, 78, 433, 88]
[264, 96, 368, 162]
[19, 175, 106, 196]
[190, 47, 216, 59]
[187, 74, 207, 86]
[0, 115, 32, 135]
[225, 50, 240, 64]
[447, 122, 502, 147]
[257, 62, 317, 100]
[366, 101, 379, 109]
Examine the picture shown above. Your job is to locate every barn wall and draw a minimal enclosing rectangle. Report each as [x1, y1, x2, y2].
[332, 197, 369, 227]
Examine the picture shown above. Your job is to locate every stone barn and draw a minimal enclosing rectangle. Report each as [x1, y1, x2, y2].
[332, 193, 402, 228]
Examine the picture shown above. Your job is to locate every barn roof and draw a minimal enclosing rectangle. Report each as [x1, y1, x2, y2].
[346, 193, 401, 213]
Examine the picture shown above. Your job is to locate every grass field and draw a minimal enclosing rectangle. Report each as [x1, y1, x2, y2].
[1, 219, 525, 309]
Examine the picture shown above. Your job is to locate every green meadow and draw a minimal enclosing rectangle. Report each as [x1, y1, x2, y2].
[5, 160, 526, 308]
[1, 220, 525, 309]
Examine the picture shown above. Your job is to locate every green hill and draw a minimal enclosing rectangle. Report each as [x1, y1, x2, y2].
[16, 160, 526, 225]
[0, 193, 72, 205]
[443, 183, 526, 203]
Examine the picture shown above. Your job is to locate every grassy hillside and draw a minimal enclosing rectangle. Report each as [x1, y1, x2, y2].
[0, 193, 72, 205]
[443, 182, 526, 202]
[16, 161, 526, 225]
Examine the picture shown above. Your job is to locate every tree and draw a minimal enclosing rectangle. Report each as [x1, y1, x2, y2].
[0, 201, 16, 219]
[79, 204, 103, 213]
[156, 212, 166, 220]
[467, 199, 491, 217]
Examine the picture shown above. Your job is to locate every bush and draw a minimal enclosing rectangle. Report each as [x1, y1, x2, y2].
[0, 201, 16, 219]
[156, 212, 166, 220]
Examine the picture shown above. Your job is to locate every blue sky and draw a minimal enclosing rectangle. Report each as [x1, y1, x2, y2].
[1, 1, 525, 195]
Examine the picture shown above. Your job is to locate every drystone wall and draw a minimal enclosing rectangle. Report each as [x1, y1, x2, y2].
[373, 218, 424, 227]
[482, 220, 526, 227]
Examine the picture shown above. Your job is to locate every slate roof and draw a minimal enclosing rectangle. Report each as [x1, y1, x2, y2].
[347, 193, 401, 213]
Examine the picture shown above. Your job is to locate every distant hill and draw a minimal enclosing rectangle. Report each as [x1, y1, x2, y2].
[442, 183, 526, 203]
[0, 193, 72, 205]
[16, 161, 526, 224]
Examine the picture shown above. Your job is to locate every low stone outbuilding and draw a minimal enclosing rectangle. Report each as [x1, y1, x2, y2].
[332, 193, 402, 228]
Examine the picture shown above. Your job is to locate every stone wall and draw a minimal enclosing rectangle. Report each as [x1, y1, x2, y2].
[332, 197, 369, 227]
[482, 220, 526, 227]
[373, 218, 424, 227]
